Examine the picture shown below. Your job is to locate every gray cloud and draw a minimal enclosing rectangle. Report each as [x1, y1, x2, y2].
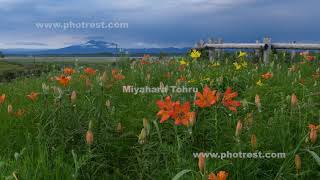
[7, 42, 48, 46]
[0, 0, 319, 48]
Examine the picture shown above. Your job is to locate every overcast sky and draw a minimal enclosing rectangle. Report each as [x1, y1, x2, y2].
[0, 0, 319, 49]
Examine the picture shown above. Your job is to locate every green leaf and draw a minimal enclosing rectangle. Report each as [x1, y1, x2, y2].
[305, 149, 320, 167]
[172, 169, 193, 180]
[0, 161, 5, 168]
[152, 119, 162, 144]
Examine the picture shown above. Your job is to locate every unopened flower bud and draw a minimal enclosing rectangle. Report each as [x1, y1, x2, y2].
[86, 130, 94, 145]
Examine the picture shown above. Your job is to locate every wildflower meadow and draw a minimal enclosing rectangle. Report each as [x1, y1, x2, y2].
[0, 51, 320, 180]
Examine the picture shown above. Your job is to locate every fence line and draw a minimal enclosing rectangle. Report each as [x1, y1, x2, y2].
[196, 37, 320, 63]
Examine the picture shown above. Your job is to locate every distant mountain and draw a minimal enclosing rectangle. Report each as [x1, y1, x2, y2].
[1, 40, 190, 55]
[40, 40, 119, 54]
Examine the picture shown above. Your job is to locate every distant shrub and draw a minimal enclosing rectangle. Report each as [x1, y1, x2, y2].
[159, 51, 167, 60]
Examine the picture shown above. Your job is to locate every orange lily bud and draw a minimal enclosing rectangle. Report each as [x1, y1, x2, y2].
[117, 122, 123, 134]
[100, 71, 108, 83]
[85, 78, 92, 89]
[0, 94, 6, 104]
[138, 128, 147, 144]
[251, 134, 257, 151]
[105, 100, 111, 108]
[291, 93, 298, 106]
[198, 152, 205, 172]
[255, 95, 261, 112]
[71, 91, 77, 104]
[295, 154, 301, 174]
[235, 120, 243, 137]
[143, 118, 150, 135]
[146, 73, 151, 81]
[86, 130, 94, 145]
[159, 82, 165, 89]
[8, 104, 13, 114]
[309, 124, 318, 144]
[188, 112, 196, 127]
[244, 112, 253, 127]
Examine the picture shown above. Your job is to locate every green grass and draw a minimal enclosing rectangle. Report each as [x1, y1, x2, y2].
[0, 53, 319, 180]
[0, 61, 25, 75]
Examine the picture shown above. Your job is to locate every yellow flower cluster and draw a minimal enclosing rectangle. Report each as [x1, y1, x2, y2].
[190, 49, 201, 60]
[233, 61, 248, 70]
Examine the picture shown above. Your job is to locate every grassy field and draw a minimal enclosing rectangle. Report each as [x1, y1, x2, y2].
[0, 61, 25, 75]
[0, 52, 319, 179]
[3, 56, 135, 64]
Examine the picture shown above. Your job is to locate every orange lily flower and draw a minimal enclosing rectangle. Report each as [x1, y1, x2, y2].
[84, 67, 96, 75]
[172, 101, 195, 126]
[142, 54, 150, 60]
[308, 124, 318, 144]
[112, 69, 119, 75]
[56, 75, 71, 87]
[64, 67, 75, 75]
[208, 171, 228, 180]
[0, 94, 5, 104]
[141, 55, 151, 65]
[114, 73, 125, 80]
[195, 86, 218, 108]
[140, 59, 150, 65]
[112, 69, 125, 80]
[156, 96, 175, 123]
[222, 87, 241, 112]
[261, 72, 273, 79]
[305, 55, 316, 61]
[15, 108, 25, 118]
[26, 92, 39, 102]
[176, 76, 186, 82]
[164, 72, 172, 78]
[208, 172, 217, 180]
[217, 171, 228, 180]
[140, 54, 151, 64]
